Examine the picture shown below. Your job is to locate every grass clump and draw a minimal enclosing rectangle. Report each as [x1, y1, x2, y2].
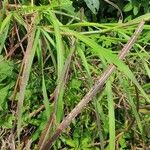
[0, 1, 149, 149]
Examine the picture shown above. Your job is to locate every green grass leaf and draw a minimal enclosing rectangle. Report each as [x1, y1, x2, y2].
[122, 79, 144, 138]
[106, 80, 115, 150]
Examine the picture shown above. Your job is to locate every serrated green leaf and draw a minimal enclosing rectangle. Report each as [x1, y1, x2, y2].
[65, 139, 76, 147]
[70, 79, 82, 90]
[133, 6, 139, 16]
[124, 3, 133, 12]
[0, 85, 10, 110]
[84, 0, 100, 14]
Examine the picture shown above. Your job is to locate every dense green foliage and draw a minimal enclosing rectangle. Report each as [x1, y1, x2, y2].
[0, 0, 150, 149]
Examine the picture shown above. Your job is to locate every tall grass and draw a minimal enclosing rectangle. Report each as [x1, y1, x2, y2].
[0, 1, 149, 149]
